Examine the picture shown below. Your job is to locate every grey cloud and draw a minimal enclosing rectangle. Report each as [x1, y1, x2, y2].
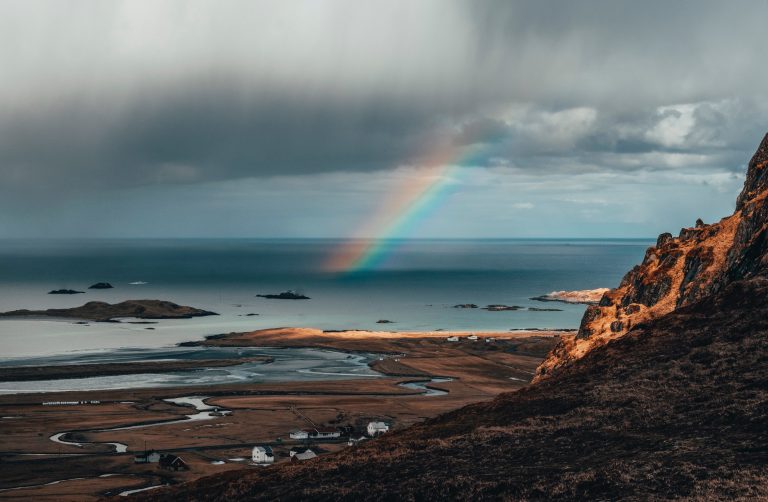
[0, 0, 767, 221]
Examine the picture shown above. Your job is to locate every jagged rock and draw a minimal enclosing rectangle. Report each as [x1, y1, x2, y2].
[656, 232, 674, 247]
[735, 132, 768, 210]
[598, 295, 612, 307]
[452, 304, 478, 308]
[679, 227, 700, 240]
[536, 133, 768, 381]
[576, 305, 601, 340]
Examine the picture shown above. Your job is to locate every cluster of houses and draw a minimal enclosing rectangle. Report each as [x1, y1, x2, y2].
[250, 420, 391, 465]
[133, 419, 392, 469]
[446, 334, 495, 343]
[251, 445, 318, 464]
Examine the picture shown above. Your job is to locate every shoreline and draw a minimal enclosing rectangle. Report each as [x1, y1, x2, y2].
[0, 327, 566, 393]
[0, 327, 562, 497]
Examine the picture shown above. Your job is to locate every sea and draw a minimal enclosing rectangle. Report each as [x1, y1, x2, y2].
[0, 238, 651, 392]
[0, 238, 652, 353]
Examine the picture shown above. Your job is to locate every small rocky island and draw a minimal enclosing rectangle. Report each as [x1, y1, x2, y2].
[256, 290, 310, 300]
[48, 289, 85, 295]
[0, 300, 218, 322]
[88, 282, 113, 289]
[483, 304, 523, 311]
[530, 288, 610, 305]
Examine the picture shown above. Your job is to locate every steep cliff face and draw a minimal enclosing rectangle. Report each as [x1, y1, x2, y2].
[535, 132, 768, 380]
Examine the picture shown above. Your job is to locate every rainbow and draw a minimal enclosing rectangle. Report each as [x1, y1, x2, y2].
[324, 140, 488, 273]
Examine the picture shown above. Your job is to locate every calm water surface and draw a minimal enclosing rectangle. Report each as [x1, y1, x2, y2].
[0, 239, 651, 360]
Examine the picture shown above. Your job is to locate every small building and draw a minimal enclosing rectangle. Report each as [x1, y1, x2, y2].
[289, 429, 309, 440]
[289, 447, 317, 461]
[309, 427, 340, 439]
[446, 336, 459, 342]
[251, 445, 274, 464]
[467, 334, 479, 341]
[134, 450, 161, 464]
[485, 337, 495, 343]
[159, 453, 189, 471]
[290, 427, 341, 440]
[367, 421, 389, 437]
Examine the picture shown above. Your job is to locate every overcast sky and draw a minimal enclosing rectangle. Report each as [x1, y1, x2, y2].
[1, 0, 766, 238]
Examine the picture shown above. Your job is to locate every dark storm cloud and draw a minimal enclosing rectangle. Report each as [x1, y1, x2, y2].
[0, 0, 766, 199]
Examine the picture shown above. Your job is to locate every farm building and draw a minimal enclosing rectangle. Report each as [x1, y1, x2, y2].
[289, 447, 317, 461]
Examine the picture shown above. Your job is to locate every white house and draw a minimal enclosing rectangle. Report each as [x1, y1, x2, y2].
[251, 445, 274, 464]
[446, 336, 459, 342]
[367, 421, 389, 437]
[467, 334, 479, 341]
[289, 447, 317, 461]
[289, 429, 309, 440]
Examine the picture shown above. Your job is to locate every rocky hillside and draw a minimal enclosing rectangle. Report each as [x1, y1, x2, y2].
[535, 133, 768, 380]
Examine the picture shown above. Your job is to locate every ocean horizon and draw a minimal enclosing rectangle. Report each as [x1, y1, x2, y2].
[0, 238, 652, 359]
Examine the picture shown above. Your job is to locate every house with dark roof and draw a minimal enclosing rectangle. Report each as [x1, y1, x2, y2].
[159, 453, 189, 471]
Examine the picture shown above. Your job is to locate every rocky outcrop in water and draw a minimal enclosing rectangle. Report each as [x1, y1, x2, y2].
[256, 290, 310, 300]
[88, 282, 113, 289]
[48, 289, 84, 295]
[535, 133, 768, 380]
[530, 288, 610, 305]
[0, 300, 218, 322]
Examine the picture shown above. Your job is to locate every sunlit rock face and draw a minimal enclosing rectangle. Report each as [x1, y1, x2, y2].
[535, 133, 768, 381]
